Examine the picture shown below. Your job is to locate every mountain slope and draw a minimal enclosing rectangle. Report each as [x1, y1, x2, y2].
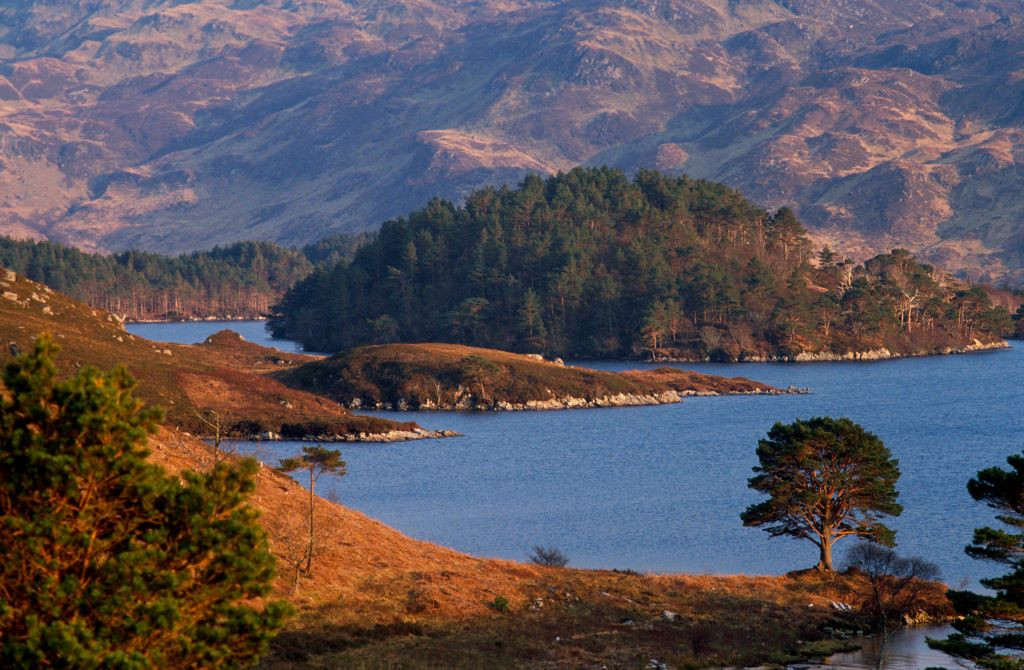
[1, 0, 1022, 284]
[0, 269, 427, 439]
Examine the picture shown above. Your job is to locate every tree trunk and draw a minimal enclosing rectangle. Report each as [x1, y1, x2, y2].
[305, 469, 315, 574]
[816, 540, 834, 572]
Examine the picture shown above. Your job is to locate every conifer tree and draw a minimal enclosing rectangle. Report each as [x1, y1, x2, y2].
[277, 446, 346, 575]
[0, 335, 289, 668]
[928, 452, 1024, 669]
[741, 417, 902, 572]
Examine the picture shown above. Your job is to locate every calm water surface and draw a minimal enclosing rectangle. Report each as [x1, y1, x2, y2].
[254, 348, 1021, 588]
[817, 625, 969, 669]
[146, 320, 1018, 668]
[142, 320, 1022, 584]
[126, 319, 308, 353]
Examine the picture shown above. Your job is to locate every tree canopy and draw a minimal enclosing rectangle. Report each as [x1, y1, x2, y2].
[741, 417, 902, 572]
[929, 452, 1024, 669]
[268, 167, 1010, 358]
[0, 234, 370, 321]
[0, 335, 289, 668]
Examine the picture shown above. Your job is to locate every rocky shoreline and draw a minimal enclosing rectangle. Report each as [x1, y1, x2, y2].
[251, 427, 460, 442]
[344, 385, 809, 412]
[650, 339, 1010, 364]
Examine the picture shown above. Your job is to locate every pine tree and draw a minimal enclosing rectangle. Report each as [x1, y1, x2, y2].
[741, 417, 902, 572]
[517, 287, 546, 343]
[0, 335, 289, 668]
[928, 452, 1024, 669]
[277, 446, 346, 575]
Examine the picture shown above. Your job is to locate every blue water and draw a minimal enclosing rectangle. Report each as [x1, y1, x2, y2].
[223, 338, 1021, 588]
[130, 320, 1022, 582]
[126, 319, 309, 353]
[139, 320, 1016, 668]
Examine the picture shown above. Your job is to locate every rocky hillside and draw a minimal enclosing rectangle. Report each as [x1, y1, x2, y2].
[276, 342, 785, 410]
[1, 0, 1022, 284]
[0, 270, 431, 440]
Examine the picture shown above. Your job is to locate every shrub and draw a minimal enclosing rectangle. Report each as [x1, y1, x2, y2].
[529, 545, 570, 567]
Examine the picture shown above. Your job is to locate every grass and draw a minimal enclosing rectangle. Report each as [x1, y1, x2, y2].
[2, 271, 953, 668]
[276, 342, 779, 410]
[0, 271, 418, 439]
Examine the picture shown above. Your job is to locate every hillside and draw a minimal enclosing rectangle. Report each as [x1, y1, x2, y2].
[0, 269, 952, 666]
[276, 342, 784, 411]
[0, 269, 430, 440]
[145, 427, 947, 668]
[269, 168, 1012, 360]
[1, 0, 1022, 285]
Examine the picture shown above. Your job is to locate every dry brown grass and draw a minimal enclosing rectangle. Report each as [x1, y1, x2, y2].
[1, 274, 949, 667]
[0, 272, 414, 438]
[277, 342, 778, 410]
[144, 428, 951, 668]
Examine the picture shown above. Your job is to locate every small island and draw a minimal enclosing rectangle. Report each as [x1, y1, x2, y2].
[275, 342, 799, 411]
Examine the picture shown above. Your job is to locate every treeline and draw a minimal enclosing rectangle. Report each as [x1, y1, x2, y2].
[0, 234, 371, 320]
[269, 167, 1012, 359]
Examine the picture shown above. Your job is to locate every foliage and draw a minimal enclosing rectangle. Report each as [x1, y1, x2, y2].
[928, 452, 1024, 669]
[277, 446, 346, 577]
[0, 335, 289, 668]
[268, 167, 1009, 358]
[741, 417, 902, 572]
[845, 542, 940, 651]
[488, 596, 510, 612]
[529, 546, 570, 567]
[0, 235, 364, 321]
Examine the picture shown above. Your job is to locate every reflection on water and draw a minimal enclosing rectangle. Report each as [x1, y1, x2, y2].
[814, 625, 972, 669]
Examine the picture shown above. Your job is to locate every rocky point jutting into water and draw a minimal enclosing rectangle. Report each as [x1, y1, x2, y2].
[274, 342, 802, 411]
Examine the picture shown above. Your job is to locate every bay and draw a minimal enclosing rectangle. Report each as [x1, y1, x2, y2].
[139, 320, 1016, 667]
[134, 321, 1022, 584]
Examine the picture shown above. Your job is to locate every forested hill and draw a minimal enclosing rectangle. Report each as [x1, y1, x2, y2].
[0, 235, 369, 321]
[269, 168, 1011, 360]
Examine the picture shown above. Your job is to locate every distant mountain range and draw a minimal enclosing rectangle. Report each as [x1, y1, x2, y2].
[1, 0, 1022, 285]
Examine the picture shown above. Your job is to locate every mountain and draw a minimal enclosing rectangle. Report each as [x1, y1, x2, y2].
[1, 0, 1022, 285]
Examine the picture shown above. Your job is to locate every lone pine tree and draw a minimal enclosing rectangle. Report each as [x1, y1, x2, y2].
[741, 417, 902, 572]
[277, 445, 346, 576]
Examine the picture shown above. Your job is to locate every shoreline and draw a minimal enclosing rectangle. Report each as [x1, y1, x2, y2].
[345, 385, 810, 412]
[126, 315, 267, 324]
[648, 339, 1011, 364]
[233, 427, 461, 443]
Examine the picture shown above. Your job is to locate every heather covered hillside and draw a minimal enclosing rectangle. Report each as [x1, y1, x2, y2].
[2, 0, 1023, 283]
[0, 269, 427, 440]
[269, 168, 1011, 360]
